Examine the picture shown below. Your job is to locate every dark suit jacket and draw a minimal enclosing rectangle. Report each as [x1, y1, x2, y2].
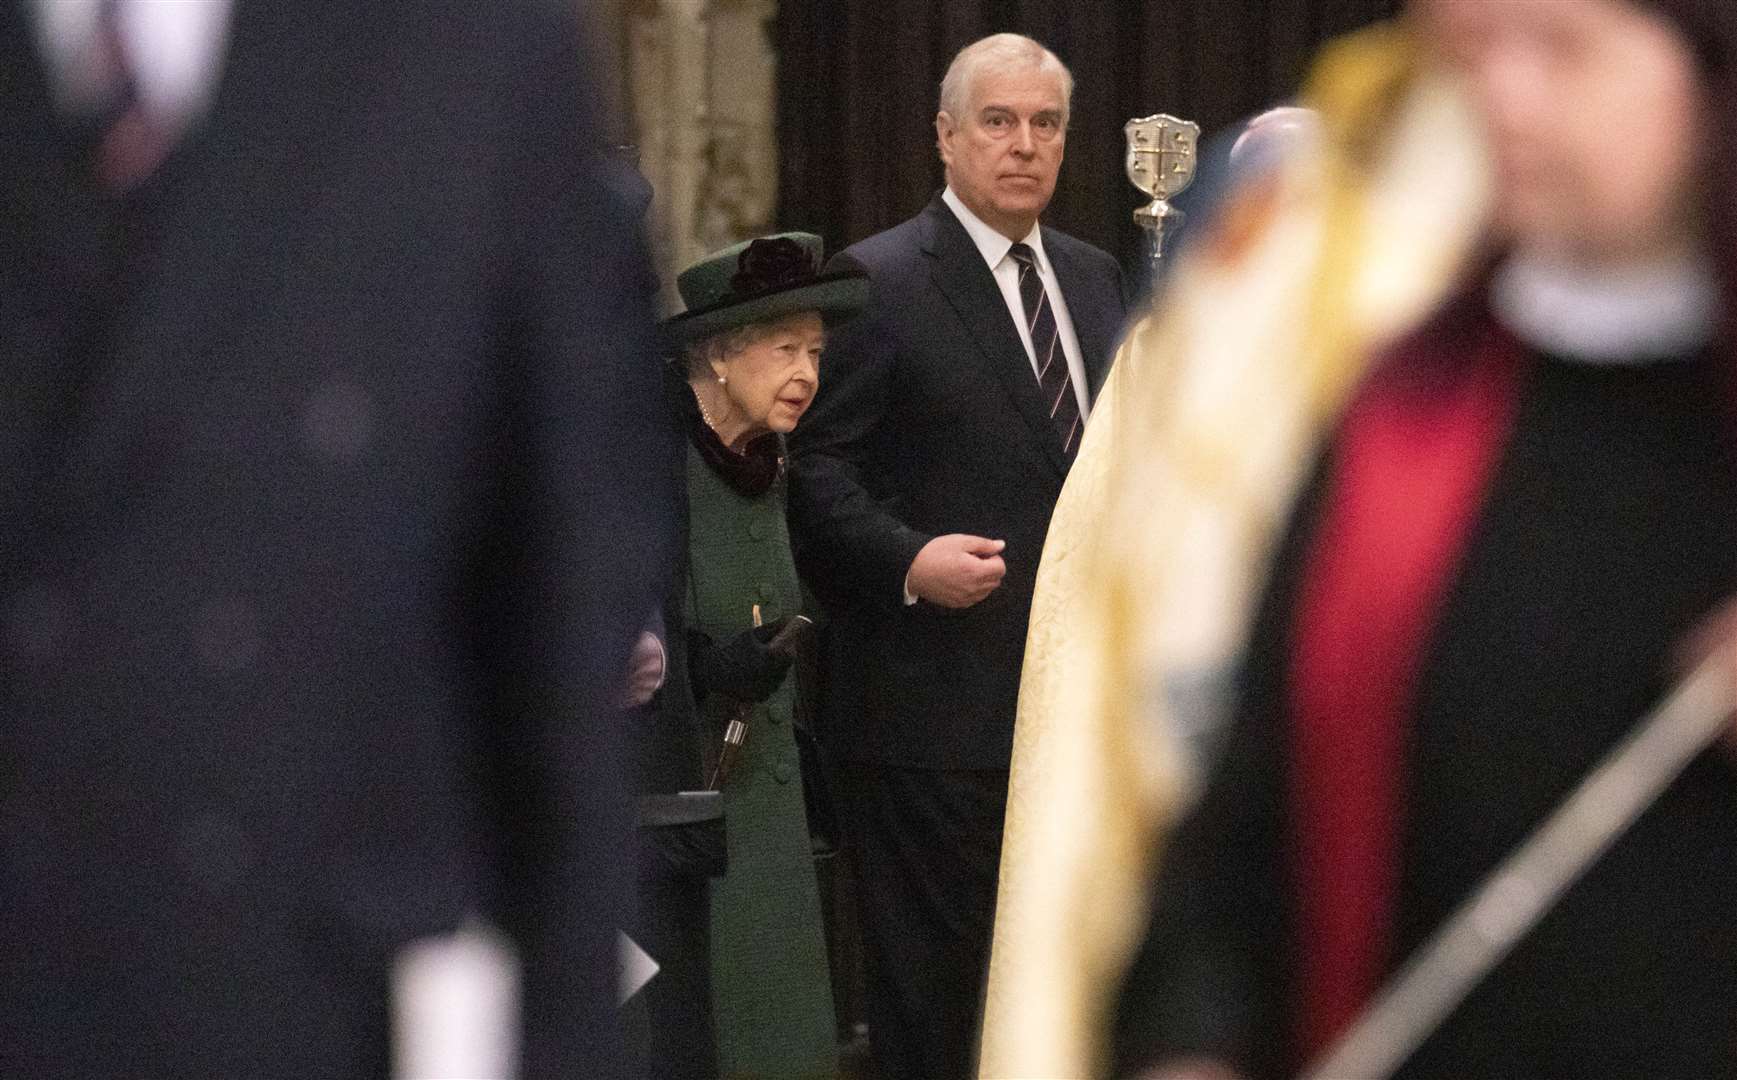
[0, 3, 680, 1077]
[789, 196, 1127, 770]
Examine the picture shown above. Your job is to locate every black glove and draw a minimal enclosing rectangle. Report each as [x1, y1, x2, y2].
[687, 619, 793, 704]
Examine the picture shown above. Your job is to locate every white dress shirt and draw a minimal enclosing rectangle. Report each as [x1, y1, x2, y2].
[941, 186, 1092, 421]
[31, 0, 231, 129]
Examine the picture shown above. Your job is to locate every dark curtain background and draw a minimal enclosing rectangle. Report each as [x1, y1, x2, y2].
[775, 0, 1400, 270]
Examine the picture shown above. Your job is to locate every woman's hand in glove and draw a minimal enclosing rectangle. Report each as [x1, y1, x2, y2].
[688, 619, 794, 704]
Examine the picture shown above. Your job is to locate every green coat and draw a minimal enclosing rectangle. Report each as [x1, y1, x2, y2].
[685, 443, 837, 1079]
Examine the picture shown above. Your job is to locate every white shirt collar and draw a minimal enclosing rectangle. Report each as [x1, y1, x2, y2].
[1491, 248, 1718, 365]
[942, 186, 1047, 274]
[31, 0, 232, 126]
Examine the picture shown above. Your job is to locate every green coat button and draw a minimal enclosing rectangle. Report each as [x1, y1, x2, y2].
[748, 520, 767, 540]
[774, 761, 794, 784]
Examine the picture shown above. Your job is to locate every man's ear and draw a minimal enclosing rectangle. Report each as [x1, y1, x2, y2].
[935, 111, 955, 168]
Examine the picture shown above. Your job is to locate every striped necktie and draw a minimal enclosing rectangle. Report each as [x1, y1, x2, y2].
[1008, 242, 1080, 457]
[85, 0, 173, 193]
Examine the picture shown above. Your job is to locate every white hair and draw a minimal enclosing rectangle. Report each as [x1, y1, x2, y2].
[684, 322, 773, 379]
[938, 33, 1074, 127]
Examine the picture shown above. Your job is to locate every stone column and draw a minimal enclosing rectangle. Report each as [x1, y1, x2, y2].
[693, 0, 778, 256]
[626, 0, 779, 312]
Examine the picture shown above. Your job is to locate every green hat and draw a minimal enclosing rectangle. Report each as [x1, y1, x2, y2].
[662, 232, 869, 351]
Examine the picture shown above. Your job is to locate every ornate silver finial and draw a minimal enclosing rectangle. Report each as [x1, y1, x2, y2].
[1125, 113, 1200, 279]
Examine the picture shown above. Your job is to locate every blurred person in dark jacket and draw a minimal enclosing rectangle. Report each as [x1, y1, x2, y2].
[0, 1, 679, 1076]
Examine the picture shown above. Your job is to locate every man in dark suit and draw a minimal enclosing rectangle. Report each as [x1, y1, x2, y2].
[0, 2, 679, 1076]
[788, 32, 1128, 1080]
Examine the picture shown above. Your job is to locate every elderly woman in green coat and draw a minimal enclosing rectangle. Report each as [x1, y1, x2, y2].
[659, 233, 868, 1078]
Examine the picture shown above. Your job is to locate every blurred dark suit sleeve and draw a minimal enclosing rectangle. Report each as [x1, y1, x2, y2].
[483, 12, 683, 1077]
[787, 253, 932, 608]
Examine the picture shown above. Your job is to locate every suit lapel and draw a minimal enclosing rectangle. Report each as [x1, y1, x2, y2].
[121, 1, 385, 371]
[0, 0, 121, 573]
[1044, 228, 1121, 403]
[2, 2, 393, 558]
[77, 2, 392, 457]
[921, 199, 1069, 477]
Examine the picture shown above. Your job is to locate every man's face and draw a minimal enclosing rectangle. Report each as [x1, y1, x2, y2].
[937, 67, 1067, 241]
[1420, 0, 1702, 263]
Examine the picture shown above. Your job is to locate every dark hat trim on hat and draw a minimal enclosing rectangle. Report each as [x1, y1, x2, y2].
[656, 234, 868, 349]
[663, 268, 870, 350]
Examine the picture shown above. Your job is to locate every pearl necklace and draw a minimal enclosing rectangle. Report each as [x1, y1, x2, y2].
[696, 385, 724, 432]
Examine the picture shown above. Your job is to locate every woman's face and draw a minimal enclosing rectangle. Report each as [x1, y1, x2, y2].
[1421, 0, 1704, 263]
[714, 312, 825, 435]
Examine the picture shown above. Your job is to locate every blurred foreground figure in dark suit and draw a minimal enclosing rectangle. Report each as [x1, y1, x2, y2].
[0, 1, 679, 1076]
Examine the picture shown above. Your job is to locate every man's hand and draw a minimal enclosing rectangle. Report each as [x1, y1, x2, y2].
[620, 631, 666, 708]
[907, 534, 1007, 609]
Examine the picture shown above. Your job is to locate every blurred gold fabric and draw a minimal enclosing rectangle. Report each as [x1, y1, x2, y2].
[977, 24, 1494, 1078]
